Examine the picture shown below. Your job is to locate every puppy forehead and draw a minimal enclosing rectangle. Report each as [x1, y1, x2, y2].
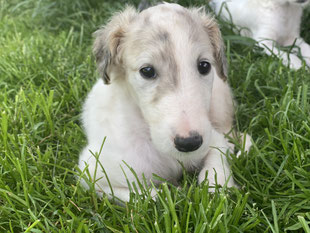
[137, 4, 201, 34]
[140, 3, 190, 21]
[126, 4, 214, 59]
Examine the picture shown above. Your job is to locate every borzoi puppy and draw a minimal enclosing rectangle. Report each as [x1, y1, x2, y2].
[79, 3, 240, 202]
[211, 0, 310, 69]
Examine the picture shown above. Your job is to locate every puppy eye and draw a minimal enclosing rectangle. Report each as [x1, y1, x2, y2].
[198, 61, 211, 75]
[139, 66, 157, 79]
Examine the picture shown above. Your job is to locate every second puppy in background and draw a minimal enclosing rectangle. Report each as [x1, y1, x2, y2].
[211, 0, 310, 69]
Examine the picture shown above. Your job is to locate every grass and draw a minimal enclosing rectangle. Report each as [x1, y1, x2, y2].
[1, 0, 310, 232]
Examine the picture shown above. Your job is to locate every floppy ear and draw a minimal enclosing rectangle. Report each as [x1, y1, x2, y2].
[93, 7, 138, 84]
[204, 16, 228, 81]
[193, 9, 228, 81]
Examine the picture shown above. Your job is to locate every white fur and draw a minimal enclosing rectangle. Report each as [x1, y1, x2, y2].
[211, 0, 310, 69]
[78, 3, 245, 202]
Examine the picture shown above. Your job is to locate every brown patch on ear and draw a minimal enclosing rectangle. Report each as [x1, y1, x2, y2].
[192, 8, 228, 81]
[93, 7, 138, 84]
[206, 20, 228, 81]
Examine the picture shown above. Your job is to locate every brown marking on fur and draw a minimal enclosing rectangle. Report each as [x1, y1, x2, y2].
[152, 29, 178, 85]
[157, 30, 170, 43]
[173, 8, 202, 45]
[152, 63, 179, 103]
[203, 17, 228, 81]
[151, 30, 179, 103]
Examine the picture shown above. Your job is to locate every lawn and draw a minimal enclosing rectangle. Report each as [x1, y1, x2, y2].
[1, 0, 310, 232]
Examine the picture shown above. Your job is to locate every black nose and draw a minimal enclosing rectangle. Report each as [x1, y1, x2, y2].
[174, 131, 203, 152]
[296, 0, 306, 3]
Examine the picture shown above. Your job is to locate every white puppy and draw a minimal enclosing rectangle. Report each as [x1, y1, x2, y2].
[211, 0, 310, 69]
[79, 3, 241, 202]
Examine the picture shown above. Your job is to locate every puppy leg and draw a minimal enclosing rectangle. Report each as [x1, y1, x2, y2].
[296, 38, 310, 67]
[258, 40, 303, 70]
[198, 130, 236, 188]
[98, 186, 131, 202]
[79, 145, 158, 202]
[101, 186, 157, 203]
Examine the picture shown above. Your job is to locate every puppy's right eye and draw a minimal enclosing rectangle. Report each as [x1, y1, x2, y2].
[139, 66, 157, 79]
[198, 61, 211, 75]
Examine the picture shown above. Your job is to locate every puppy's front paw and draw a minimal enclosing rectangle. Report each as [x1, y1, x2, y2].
[285, 54, 303, 70]
[236, 133, 252, 158]
[198, 167, 236, 189]
[302, 57, 310, 68]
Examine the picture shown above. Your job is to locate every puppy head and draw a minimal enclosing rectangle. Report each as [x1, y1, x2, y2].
[93, 3, 228, 160]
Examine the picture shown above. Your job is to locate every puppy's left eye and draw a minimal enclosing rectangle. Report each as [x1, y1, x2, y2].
[198, 61, 211, 75]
